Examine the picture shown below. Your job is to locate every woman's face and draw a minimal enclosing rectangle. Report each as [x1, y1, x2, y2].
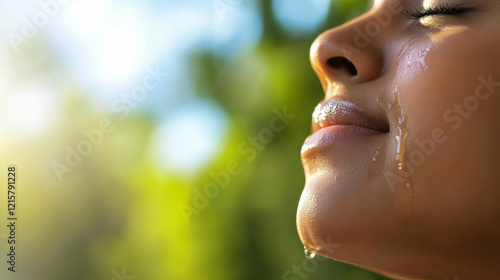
[297, 0, 500, 278]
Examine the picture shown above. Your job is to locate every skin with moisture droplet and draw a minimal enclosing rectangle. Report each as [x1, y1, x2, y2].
[395, 115, 408, 171]
[368, 145, 386, 179]
[299, 1, 500, 278]
[392, 93, 415, 216]
[304, 247, 316, 259]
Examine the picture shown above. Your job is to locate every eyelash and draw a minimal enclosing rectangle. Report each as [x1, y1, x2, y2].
[403, 2, 471, 19]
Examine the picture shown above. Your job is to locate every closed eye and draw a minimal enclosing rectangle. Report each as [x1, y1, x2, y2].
[403, 4, 472, 19]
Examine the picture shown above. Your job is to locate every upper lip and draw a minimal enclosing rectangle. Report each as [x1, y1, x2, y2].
[311, 99, 390, 133]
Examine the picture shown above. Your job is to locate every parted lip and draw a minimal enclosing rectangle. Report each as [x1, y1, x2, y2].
[311, 99, 390, 133]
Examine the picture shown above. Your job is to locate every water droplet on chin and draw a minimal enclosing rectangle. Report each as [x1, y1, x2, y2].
[304, 247, 316, 259]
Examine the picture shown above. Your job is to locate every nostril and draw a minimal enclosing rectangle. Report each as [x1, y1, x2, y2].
[327, 57, 358, 76]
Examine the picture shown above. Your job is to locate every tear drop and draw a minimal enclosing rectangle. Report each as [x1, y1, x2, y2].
[304, 247, 316, 259]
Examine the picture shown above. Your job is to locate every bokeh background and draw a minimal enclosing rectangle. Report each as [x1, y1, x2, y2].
[0, 0, 391, 279]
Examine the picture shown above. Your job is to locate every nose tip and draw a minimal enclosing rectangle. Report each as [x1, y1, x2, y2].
[310, 18, 385, 87]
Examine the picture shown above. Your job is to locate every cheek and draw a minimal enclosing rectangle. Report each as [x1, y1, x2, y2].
[397, 31, 500, 242]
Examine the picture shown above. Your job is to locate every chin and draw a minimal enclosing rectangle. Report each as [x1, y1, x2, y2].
[296, 170, 421, 278]
[296, 125, 429, 279]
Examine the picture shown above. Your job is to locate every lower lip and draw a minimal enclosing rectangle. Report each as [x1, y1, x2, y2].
[301, 125, 384, 155]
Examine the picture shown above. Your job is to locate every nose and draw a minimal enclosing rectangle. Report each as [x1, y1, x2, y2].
[310, 11, 388, 89]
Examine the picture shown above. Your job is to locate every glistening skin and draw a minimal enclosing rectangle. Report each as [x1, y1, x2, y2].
[296, 0, 500, 279]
